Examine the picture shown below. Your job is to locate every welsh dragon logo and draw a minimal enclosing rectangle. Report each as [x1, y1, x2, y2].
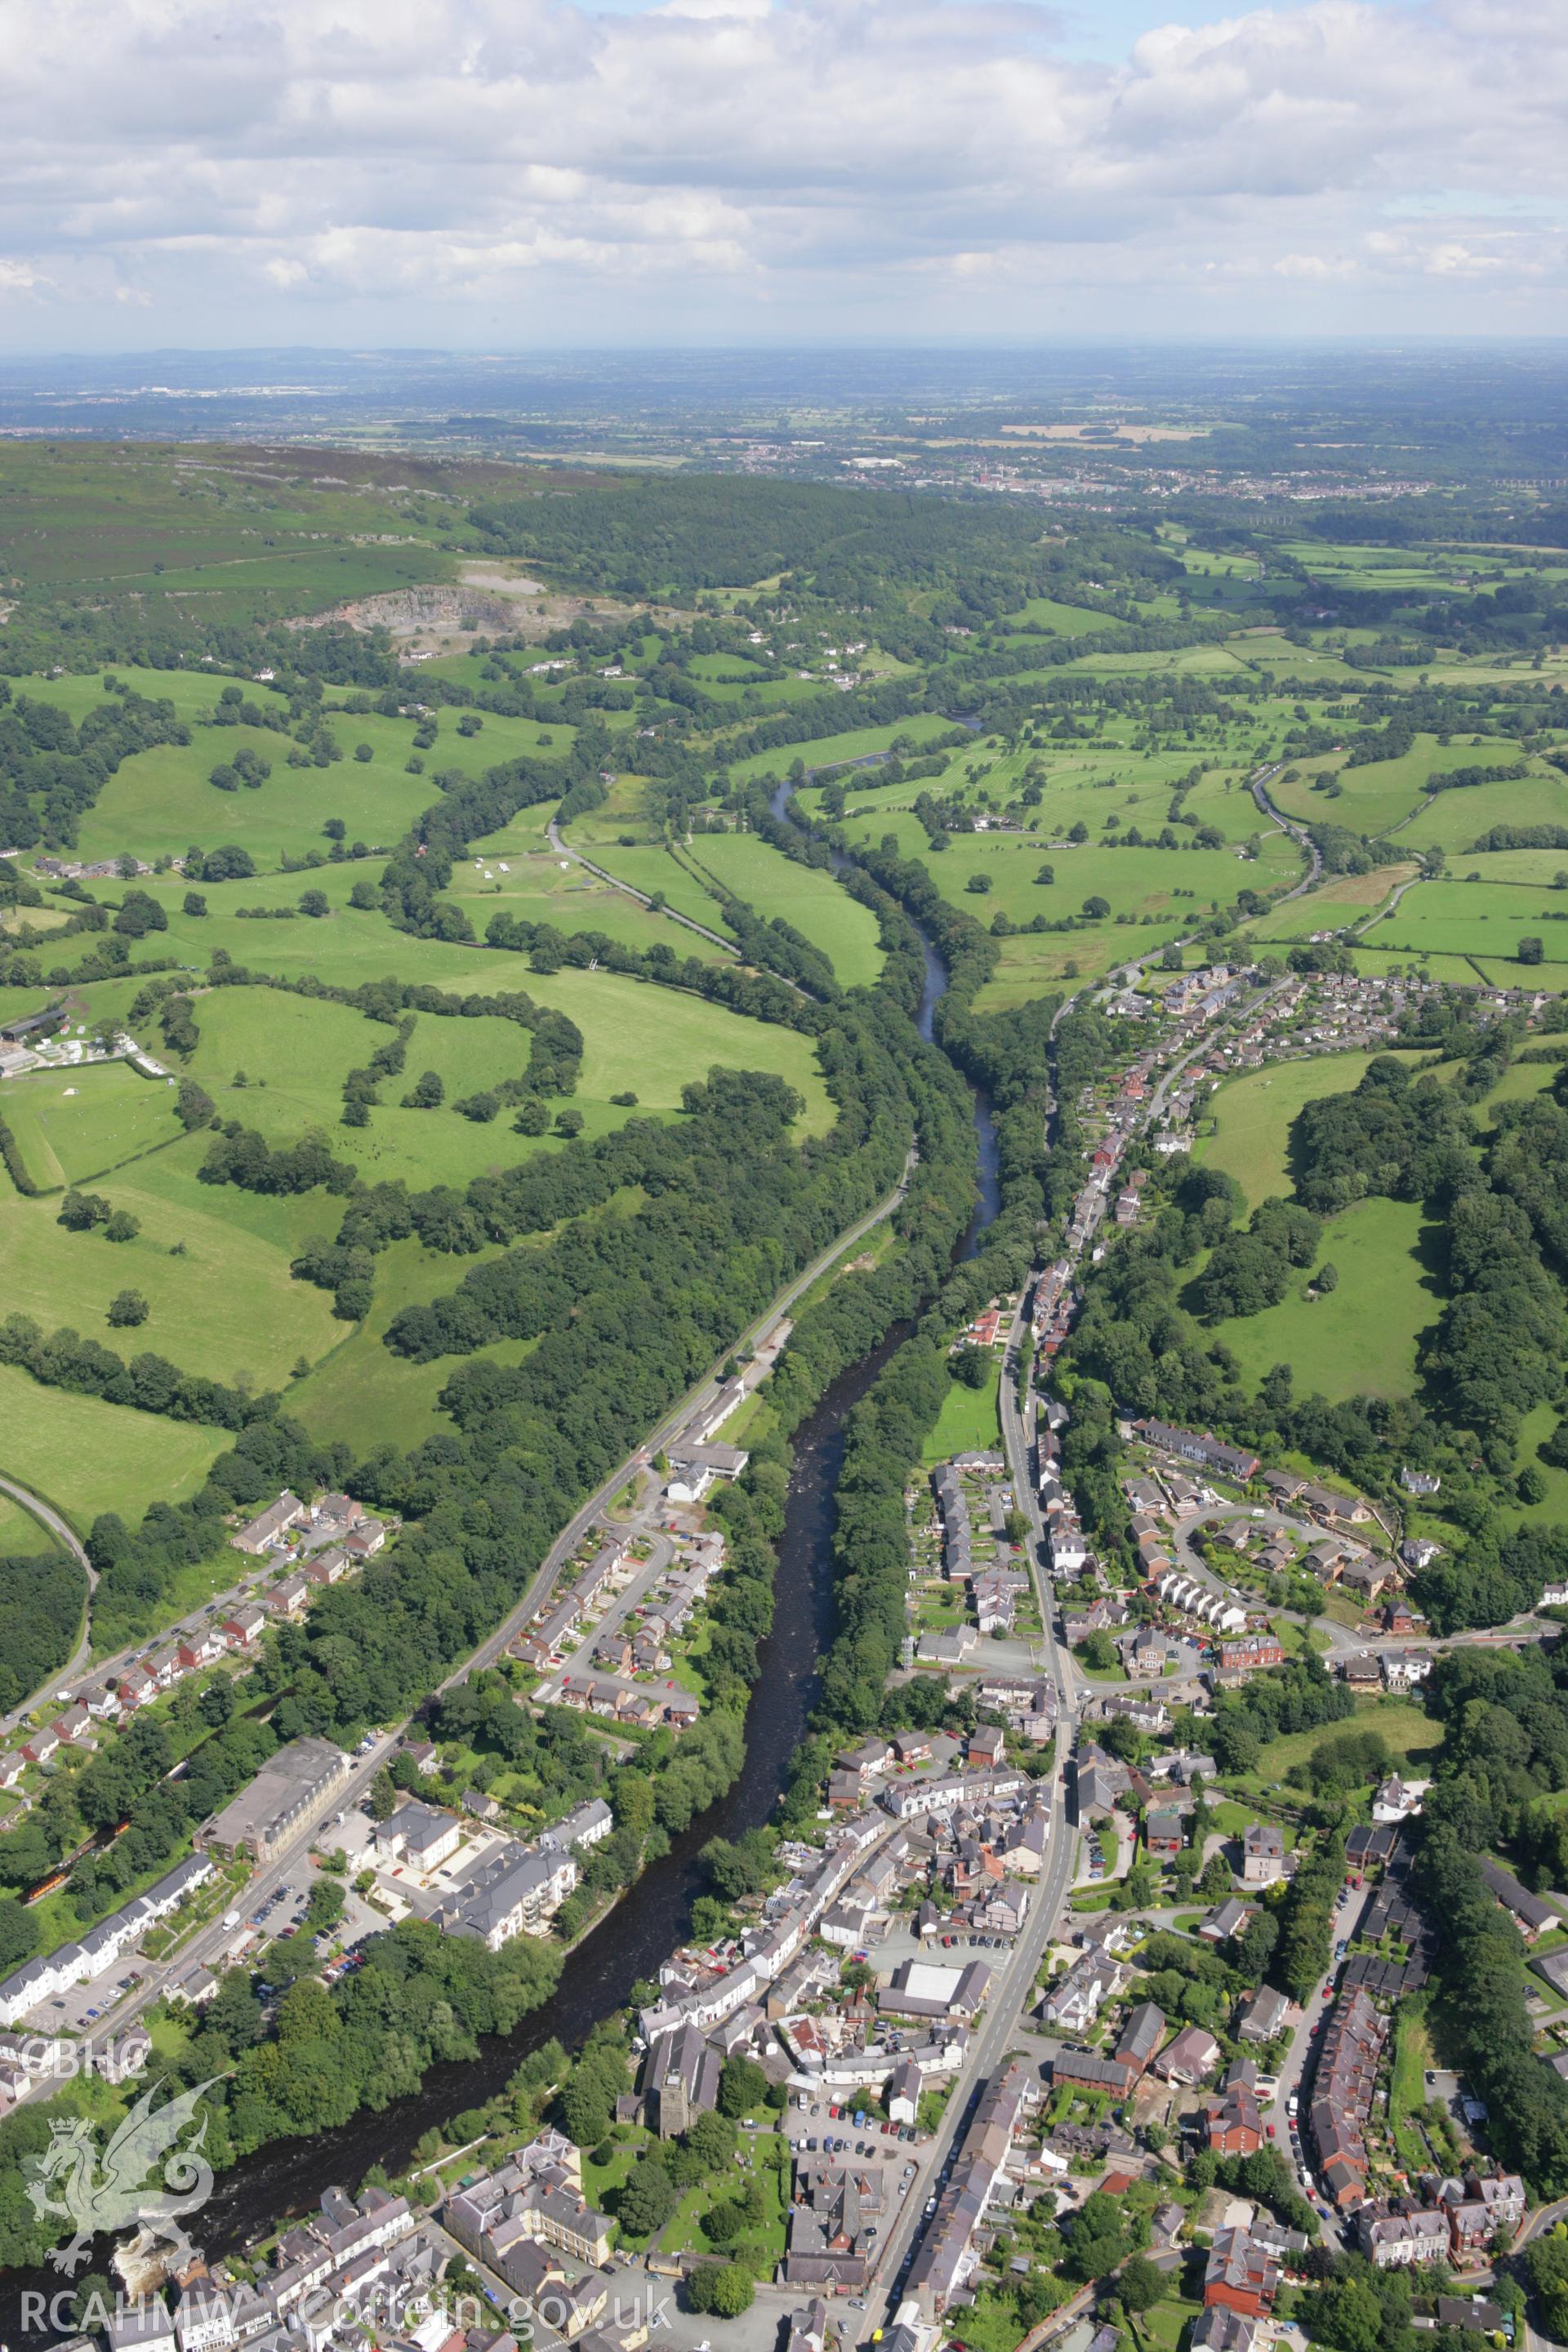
[24, 2078, 220, 2274]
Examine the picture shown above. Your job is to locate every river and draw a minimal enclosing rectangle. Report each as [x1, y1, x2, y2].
[0, 813, 1000, 2317]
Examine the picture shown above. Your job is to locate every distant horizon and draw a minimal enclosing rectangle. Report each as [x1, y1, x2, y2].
[4, 333, 1568, 365]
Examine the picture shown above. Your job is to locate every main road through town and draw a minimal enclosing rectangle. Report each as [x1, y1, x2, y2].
[862, 1290, 1082, 2339]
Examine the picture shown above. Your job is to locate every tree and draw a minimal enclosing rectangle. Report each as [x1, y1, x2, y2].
[965, 873, 993, 895]
[108, 1289, 149, 1328]
[176, 1080, 216, 1131]
[1036, 864, 1056, 885]
[200, 1679, 234, 1729]
[368, 1769, 398, 1822]
[104, 1209, 140, 1243]
[1119, 2256, 1169, 2315]
[1083, 895, 1111, 920]
[403, 1071, 445, 1109]
[1076, 1629, 1119, 1672]
[113, 889, 167, 937]
[1063, 2188, 1143, 2281]
[59, 1188, 110, 1232]
[687, 2264, 754, 2317]
[718, 2053, 769, 2118]
[0, 1894, 38, 1974]
[617, 2156, 678, 2238]
[305, 1876, 345, 1934]
[206, 1968, 264, 2051]
[350, 879, 379, 910]
[354, 743, 374, 763]
[951, 1344, 991, 1390]
[182, 891, 207, 917]
[299, 889, 330, 918]
[1520, 937, 1545, 965]
[1316, 1261, 1339, 1294]
[555, 1107, 585, 1138]
[685, 2110, 738, 2170]
[515, 1099, 550, 1136]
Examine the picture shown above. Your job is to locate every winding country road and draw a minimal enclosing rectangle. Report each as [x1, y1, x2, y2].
[1250, 761, 1325, 898]
[0, 1472, 97, 1736]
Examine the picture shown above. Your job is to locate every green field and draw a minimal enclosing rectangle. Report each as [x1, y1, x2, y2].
[1196, 1051, 1419, 1208]
[1205, 1196, 1438, 1402]
[724, 711, 955, 785]
[1245, 863, 1419, 943]
[1270, 735, 1533, 840]
[832, 805, 1303, 1002]
[0, 1490, 64, 1557]
[447, 822, 731, 963]
[0, 1361, 227, 1532]
[1004, 596, 1126, 636]
[1237, 1696, 1440, 1788]
[1360, 876, 1568, 969]
[920, 1358, 1002, 1467]
[688, 831, 885, 987]
[0, 1138, 341, 1391]
[1, 1062, 186, 1190]
[174, 973, 833, 1193]
[287, 1236, 542, 1459]
[74, 703, 573, 871]
[555, 838, 736, 939]
[1412, 769, 1568, 856]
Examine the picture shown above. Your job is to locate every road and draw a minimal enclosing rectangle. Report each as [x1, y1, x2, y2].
[0, 1472, 97, 1736]
[862, 1296, 1081, 2337]
[20, 1147, 919, 2044]
[1264, 1875, 1376, 2167]
[545, 817, 741, 959]
[1250, 763, 1325, 898]
[1165, 1499, 1560, 1666]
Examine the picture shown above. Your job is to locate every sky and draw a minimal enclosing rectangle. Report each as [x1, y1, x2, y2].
[0, 0, 1561, 350]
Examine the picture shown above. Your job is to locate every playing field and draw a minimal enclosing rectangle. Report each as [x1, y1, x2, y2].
[0, 1061, 186, 1190]
[1204, 1196, 1439, 1402]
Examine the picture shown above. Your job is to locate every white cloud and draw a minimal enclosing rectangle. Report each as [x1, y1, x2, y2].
[0, 257, 50, 296]
[0, 0, 1559, 339]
